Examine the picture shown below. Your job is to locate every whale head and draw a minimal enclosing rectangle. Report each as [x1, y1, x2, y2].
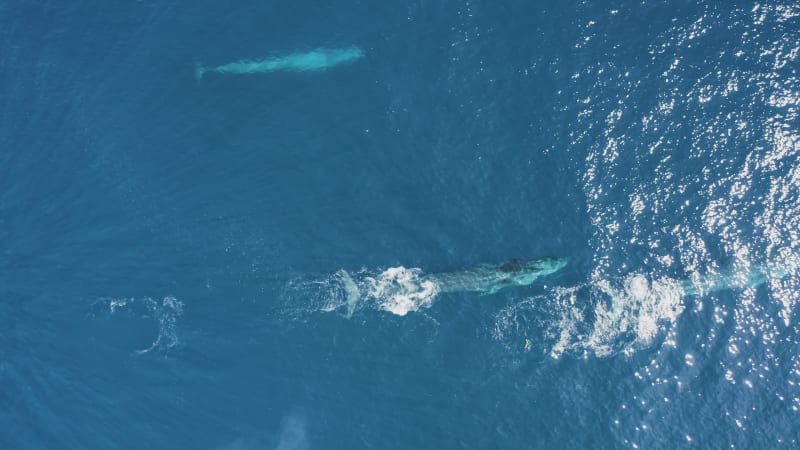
[496, 257, 568, 287]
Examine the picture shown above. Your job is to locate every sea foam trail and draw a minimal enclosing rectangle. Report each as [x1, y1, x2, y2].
[282, 267, 440, 319]
[90, 296, 184, 354]
[282, 252, 798, 359]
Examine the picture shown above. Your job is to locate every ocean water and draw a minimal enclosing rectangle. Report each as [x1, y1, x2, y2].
[2, 0, 800, 448]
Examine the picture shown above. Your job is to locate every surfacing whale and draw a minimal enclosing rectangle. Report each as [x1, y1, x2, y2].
[195, 46, 365, 80]
[341, 257, 567, 318]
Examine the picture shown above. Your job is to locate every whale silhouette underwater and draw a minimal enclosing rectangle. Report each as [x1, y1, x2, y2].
[195, 46, 365, 80]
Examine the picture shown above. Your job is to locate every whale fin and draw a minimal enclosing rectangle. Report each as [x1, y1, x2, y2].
[194, 63, 207, 82]
[339, 270, 361, 318]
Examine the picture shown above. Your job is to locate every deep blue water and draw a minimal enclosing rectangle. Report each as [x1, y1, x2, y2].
[3, 0, 800, 448]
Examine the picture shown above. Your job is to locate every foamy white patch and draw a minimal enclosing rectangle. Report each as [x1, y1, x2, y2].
[364, 267, 440, 316]
[584, 275, 685, 357]
[494, 274, 685, 358]
[284, 267, 441, 318]
[549, 286, 586, 359]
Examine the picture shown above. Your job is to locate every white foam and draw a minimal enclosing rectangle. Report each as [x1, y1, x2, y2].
[494, 273, 686, 358]
[585, 274, 685, 356]
[137, 296, 184, 354]
[364, 267, 440, 316]
[286, 266, 442, 318]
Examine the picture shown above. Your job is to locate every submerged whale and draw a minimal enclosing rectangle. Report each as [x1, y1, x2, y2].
[195, 46, 365, 80]
[341, 257, 568, 317]
[679, 251, 800, 296]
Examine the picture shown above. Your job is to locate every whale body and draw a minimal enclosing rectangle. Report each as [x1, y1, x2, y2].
[679, 251, 800, 296]
[341, 257, 567, 318]
[427, 258, 568, 295]
[195, 46, 365, 80]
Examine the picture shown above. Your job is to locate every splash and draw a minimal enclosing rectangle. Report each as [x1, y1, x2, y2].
[363, 267, 441, 316]
[281, 266, 443, 317]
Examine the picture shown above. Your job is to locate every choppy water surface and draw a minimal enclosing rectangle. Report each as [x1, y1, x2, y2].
[2, 1, 799, 448]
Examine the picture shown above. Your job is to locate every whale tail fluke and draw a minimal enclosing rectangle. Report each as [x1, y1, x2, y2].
[194, 63, 207, 82]
[338, 270, 361, 318]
